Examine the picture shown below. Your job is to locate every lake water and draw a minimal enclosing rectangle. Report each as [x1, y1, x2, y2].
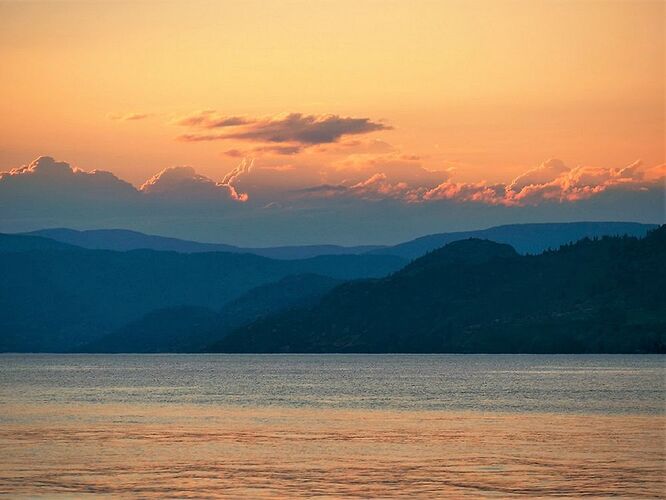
[0, 354, 664, 498]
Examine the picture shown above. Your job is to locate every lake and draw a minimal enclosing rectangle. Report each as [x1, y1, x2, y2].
[0, 354, 664, 497]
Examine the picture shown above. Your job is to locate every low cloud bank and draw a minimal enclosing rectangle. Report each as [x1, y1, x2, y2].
[300, 158, 665, 207]
[0, 155, 662, 245]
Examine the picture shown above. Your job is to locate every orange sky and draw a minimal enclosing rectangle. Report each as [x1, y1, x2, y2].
[1, 0, 663, 187]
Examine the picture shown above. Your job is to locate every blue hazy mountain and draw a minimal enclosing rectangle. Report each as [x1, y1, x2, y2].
[371, 221, 657, 259]
[3, 221, 661, 353]
[81, 274, 342, 353]
[24, 222, 656, 260]
[0, 242, 405, 352]
[210, 226, 666, 353]
[0, 232, 79, 252]
[24, 228, 383, 259]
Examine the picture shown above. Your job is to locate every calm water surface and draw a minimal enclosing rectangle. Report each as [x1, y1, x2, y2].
[0, 354, 664, 498]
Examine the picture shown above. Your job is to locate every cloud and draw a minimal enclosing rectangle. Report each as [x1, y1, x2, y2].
[139, 158, 251, 202]
[227, 141, 395, 159]
[506, 159, 664, 205]
[299, 158, 665, 207]
[175, 111, 249, 128]
[313, 139, 397, 155]
[423, 181, 507, 204]
[140, 165, 248, 202]
[178, 112, 391, 146]
[330, 154, 451, 187]
[0, 156, 250, 213]
[218, 151, 452, 203]
[109, 112, 152, 121]
[1, 155, 663, 246]
[292, 174, 416, 202]
[348, 174, 417, 201]
[220, 158, 253, 201]
[222, 149, 245, 158]
[223, 145, 302, 157]
[644, 163, 666, 182]
[0, 156, 139, 201]
[8, 156, 658, 212]
[508, 158, 570, 192]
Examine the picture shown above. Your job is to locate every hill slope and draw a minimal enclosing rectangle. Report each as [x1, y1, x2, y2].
[81, 274, 342, 353]
[0, 244, 405, 352]
[211, 226, 666, 353]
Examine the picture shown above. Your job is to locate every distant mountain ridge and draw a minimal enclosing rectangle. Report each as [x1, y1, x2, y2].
[24, 228, 383, 259]
[210, 226, 666, 353]
[2, 221, 662, 354]
[0, 233, 79, 252]
[22, 221, 656, 260]
[369, 221, 658, 259]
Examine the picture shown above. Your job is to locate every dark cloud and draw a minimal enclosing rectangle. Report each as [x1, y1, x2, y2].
[178, 112, 391, 146]
[223, 149, 245, 158]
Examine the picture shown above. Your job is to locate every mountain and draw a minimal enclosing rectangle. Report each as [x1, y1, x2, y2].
[210, 226, 666, 353]
[24, 228, 383, 259]
[25, 228, 239, 253]
[372, 221, 657, 259]
[216, 273, 342, 330]
[0, 233, 79, 252]
[23, 222, 655, 261]
[249, 244, 383, 259]
[0, 244, 405, 352]
[81, 274, 342, 353]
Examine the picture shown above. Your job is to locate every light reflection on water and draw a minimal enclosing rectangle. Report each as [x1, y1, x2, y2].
[0, 354, 664, 498]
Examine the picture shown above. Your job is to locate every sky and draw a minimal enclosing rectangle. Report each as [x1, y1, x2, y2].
[0, 0, 664, 245]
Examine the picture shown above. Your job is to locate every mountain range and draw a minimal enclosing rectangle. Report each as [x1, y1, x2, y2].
[24, 221, 655, 260]
[211, 226, 666, 353]
[24, 228, 383, 259]
[1, 221, 663, 353]
[0, 237, 403, 352]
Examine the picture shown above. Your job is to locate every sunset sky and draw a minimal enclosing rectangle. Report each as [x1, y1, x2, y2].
[0, 0, 664, 245]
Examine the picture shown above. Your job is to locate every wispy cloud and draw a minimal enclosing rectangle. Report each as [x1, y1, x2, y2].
[108, 112, 152, 121]
[223, 145, 302, 157]
[175, 111, 249, 128]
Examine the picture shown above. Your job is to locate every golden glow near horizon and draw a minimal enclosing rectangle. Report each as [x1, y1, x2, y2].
[0, 0, 663, 187]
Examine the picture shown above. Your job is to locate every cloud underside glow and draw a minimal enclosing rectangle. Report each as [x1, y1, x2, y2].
[0, 156, 663, 209]
[0, 155, 663, 246]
